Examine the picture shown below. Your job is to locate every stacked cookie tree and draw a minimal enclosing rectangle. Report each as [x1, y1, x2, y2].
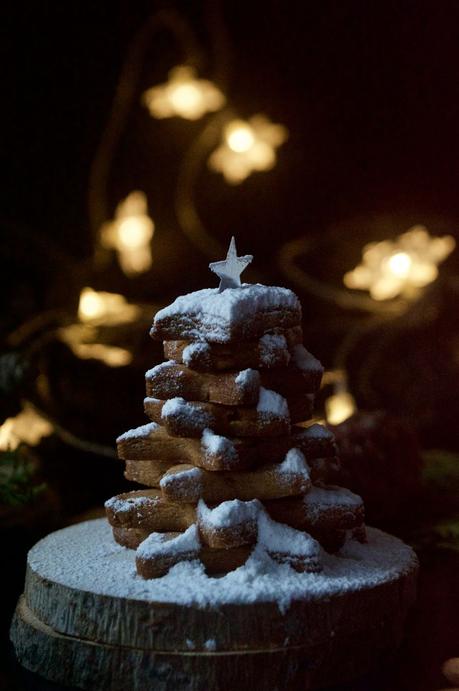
[11, 238, 418, 691]
[106, 238, 366, 577]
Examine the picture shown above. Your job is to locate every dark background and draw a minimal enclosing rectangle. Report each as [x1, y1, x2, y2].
[2, 2, 459, 690]
[3, 0, 459, 296]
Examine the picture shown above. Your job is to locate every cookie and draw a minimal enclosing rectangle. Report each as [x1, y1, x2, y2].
[158, 449, 311, 503]
[264, 484, 365, 553]
[133, 526, 253, 578]
[106, 484, 363, 554]
[124, 459, 172, 487]
[110, 499, 259, 552]
[117, 422, 337, 474]
[135, 507, 321, 578]
[105, 489, 196, 532]
[259, 346, 324, 396]
[143, 387, 291, 438]
[112, 526, 153, 550]
[197, 498, 259, 549]
[136, 525, 203, 577]
[118, 423, 253, 472]
[163, 328, 303, 372]
[150, 284, 302, 343]
[145, 361, 260, 406]
[197, 497, 320, 571]
[294, 423, 339, 457]
[293, 424, 341, 483]
[285, 394, 314, 424]
[256, 510, 321, 573]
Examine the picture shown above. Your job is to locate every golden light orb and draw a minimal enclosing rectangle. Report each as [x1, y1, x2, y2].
[143, 66, 225, 120]
[343, 225, 456, 301]
[387, 251, 412, 278]
[169, 82, 202, 115]
[226, 122, 256, 153]
[209, 114, 288, 184]
[78, 287, 105, 321]
[100, 191, 155, 276]
[325, 391, 357, 425]
[118, 217, 154, 250]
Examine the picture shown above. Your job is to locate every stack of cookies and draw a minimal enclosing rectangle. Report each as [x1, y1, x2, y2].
[106, 261, 366, 579]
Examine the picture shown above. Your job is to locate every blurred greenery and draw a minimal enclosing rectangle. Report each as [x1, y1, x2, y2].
[0, 447, 46, 507]
[422, 449, 459, 491]
[409, 450, 459, 552]
[431, 516, 459, 552]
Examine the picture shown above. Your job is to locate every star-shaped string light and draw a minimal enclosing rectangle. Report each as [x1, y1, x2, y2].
[100, 191, 155, 276]
[142, 66, 225, 121]
[344, 225, 456, 301]
[208, 115, 288, 184]
[209, 237, 253, 291]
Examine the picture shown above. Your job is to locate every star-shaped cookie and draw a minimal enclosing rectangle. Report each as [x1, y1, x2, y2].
[209, 237, 253, 291]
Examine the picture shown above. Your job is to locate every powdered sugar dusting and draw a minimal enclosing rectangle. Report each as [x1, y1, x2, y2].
[145, 361, 186, 397]
[198, 498, 260, 529]
[257, 387, 289, 418]
[160, 466, 203, 499]
[305, 485, 363, 509]
[202, 428, 238, 463]
[154, 284, 299, 324]
[234, 368, 259, 389]
[301, 423, 333, 440]
[162, 397, 214, 429]
[137, 525, 200, 559]
[257, 512, 319, 558]
[117, 422, 158, 443]
[27, 519, 418, 612]
[291, 345, 323, 373]
[182, 342, 211, 367]
[278, 448, 310, 476]
[259, 334, 290, 367]
[145, 361, 176, 378]
[105, 494, 159, 515]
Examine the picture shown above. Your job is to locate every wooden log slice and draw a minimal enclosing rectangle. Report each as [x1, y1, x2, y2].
[18, 519, 417, 658]
[11, 594, 411, 691]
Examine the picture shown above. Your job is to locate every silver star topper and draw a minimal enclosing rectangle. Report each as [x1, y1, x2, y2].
[209, 236, 253, 292]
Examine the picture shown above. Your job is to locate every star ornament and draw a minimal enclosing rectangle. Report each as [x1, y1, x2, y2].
[209, 237, 253, 292]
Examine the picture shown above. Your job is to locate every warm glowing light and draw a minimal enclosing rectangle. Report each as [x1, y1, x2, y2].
[79, 288, 104, 320]
[59, 325, 133, 368]
[226, 121, 256, 153]
[100, 191, 154, 276]
[0, 405, 53, 451]
[63, 289, 141, 367]
[209, 114, 288, 184]
[67, 343, 133, 367]
[169, 83, 202, 111]
[78, 288, 142, 325]
[117, 218, 152, 249]
[387, 251, 412, 278]
[325, 391, 357, 425]
[344, 225, 456, 301]
[142, 66, 225, 120]
[0, 419, 15, 450]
